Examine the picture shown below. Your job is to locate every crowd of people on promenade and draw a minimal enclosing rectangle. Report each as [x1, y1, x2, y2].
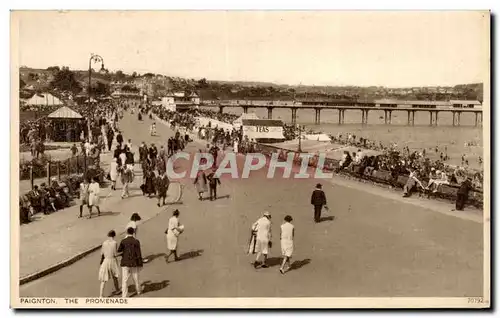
[143, 104, 482, 210]
[20, 99, 135, 223]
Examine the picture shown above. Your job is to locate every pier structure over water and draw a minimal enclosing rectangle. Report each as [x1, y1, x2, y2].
[200, 99, 483, 127]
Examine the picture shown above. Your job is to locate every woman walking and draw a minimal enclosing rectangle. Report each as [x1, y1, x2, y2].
[126, 213, 149, 263]
[143, 168, 156, 198]
[126, 213, 142, 238]
[121, 164, 133, 199]
[193, 170, 208, 201]
[78, 177, 90, 218]
[98, 230, 120, 297]
[109, 158, 119, 190]
[279, 215, 295, 274]
[88, 177, 101, 218]
[165, 209, 184, 263]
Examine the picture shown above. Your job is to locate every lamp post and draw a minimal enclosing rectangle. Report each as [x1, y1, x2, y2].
[87, 53, 105, 142]
[298, 124, 303, 153]
[84, 54, 105, 177]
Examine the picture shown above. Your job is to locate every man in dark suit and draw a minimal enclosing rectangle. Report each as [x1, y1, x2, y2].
[118, 227, 143, 298]
[116, 131, 123, 148]
[207, 168, 222, 201]
[455, 177, 472, 211]
[311, 183, 328, 223]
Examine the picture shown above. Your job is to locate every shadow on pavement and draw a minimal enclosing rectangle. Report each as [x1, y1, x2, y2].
[217, 195, 231, 200]
[98, 211, 121, 217]
[178, 249, 204, 261]
[128, 280, 170, 296]
[169, 201, 183, 205]
[264, 257, 283, 268]
[319, 216, 335, 222]
[144, 253, 166, 262]
[289, 258, 311, 272]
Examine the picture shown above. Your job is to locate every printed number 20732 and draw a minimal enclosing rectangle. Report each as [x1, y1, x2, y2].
[468, 297, 484, 304]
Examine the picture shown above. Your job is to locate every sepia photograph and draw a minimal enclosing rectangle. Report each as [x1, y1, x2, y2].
[10, 10, 490, 308]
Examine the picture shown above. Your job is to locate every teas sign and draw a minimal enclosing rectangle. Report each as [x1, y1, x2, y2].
[242, 125, 285, 140]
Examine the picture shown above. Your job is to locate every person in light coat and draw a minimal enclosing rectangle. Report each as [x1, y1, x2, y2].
[280, 215, 295, 274]
[193, 170, 208, 201]
[165, 209, 183, 263]
[109, 158, 119, 190]
[88, 177, 101, 218]
[233, 139, 239, 154]
[252, 211, 272, 269]
[78, 177, 90, 218]
[98, 230, 120, 297]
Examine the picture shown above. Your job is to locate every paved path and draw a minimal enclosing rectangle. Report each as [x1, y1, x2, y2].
[19, 111, 484, 298]
[18, 119, 182, 280]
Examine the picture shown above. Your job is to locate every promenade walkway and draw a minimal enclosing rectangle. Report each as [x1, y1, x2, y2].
[19, 111, 484, 298]
[18, 116, 182, 282]
[19, 167, 182, 281]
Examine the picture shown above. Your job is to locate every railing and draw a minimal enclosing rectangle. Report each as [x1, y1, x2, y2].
[20, 153, 101, 189]
[248, 142, 484, 208]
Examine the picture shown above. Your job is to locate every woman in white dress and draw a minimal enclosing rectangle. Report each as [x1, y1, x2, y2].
[126, 213, 142, 238]
[109, 158, 119, 190]
[88, 177, 101, 218]
[165, 209, 183, 263]
[150, 122, 157, 136]
[98, 230, 120, 297]
[280, 215, 295, 274]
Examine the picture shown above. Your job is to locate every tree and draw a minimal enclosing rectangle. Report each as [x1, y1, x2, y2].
[46, 66, 60, 73]
[49, 68, 82, 94]
[20, 77, 26, 89]
[197, 78, 209, 89]
[143, 73, 155, 78]
[132, 71, 137, 78]
[115, 70, 125, 80]
[93, 82, 110, 96]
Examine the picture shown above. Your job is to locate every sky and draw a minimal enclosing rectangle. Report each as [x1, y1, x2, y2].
[13, 11, 489, 87]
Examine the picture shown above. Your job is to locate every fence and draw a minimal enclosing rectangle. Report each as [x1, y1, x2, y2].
[248, 141, 484, 208]
[20, 153, 101, 190]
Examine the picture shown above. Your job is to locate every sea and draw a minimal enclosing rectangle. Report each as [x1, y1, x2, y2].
[199, 106, 485, 170]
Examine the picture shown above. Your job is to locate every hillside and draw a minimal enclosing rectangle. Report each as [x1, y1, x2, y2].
[19, 66, 484, 102]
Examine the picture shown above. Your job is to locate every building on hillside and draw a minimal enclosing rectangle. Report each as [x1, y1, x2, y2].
[161, 91, 200, 108]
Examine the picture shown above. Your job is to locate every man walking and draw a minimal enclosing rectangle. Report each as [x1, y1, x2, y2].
[156, 170, 170, 207]
[311, 183, 328, 223]
[455, 177, 472, 211]
[207, 168, 221, 201]
[251, 211, 272, 269]
[116, 131, 123, 149]
[118, 227, 143, 297]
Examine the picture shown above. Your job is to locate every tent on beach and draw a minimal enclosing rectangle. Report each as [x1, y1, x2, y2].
[25, 93, 64, 107]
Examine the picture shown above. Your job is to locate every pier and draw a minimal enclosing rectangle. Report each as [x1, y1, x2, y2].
[201, 101, 483, 127]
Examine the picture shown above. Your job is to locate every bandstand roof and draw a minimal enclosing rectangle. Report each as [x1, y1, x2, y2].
[48, 106, 83, 119]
